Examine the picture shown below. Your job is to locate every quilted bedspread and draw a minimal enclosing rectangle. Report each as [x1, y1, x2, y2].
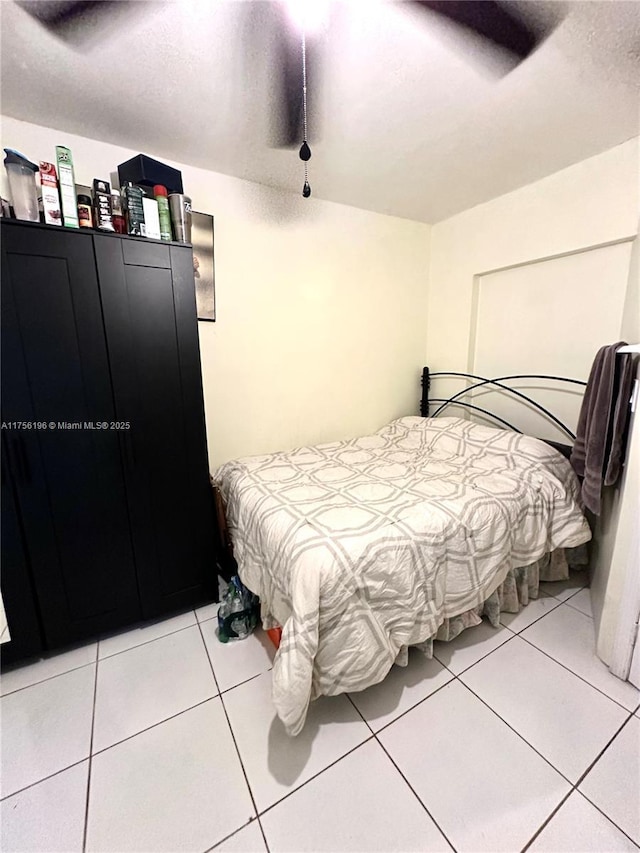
[214, 417, 591, 735]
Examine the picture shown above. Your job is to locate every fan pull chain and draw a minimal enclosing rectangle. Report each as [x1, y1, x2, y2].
[299, 30, 311, 198]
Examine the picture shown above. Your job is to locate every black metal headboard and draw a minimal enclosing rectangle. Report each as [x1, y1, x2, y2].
[420, 367, 587, 459]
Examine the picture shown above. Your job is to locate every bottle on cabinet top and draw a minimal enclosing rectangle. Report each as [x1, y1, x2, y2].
[39, 162, 62, 226]
[121, 182, 146, 237]
[153, 185, 172, 242]
[55, 146, 79, 228]
[111, 190, 126, 234]
[92, 179, 114, 231]
[77, 194, 93, 228]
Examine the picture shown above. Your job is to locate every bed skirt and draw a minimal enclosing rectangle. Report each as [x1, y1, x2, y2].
[396, 544, 589, 666]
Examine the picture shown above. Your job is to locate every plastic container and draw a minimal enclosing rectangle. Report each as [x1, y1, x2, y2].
[217, 576, 259, 643]
[4, 149, 39, 222]
[77, 195, 93, 228]
[153, 184, 172, 241]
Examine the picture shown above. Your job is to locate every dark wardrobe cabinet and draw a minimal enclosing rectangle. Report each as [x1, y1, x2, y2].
[1, 220, 217, 663]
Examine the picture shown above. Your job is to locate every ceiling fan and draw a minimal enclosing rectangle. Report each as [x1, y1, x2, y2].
[276, 1, 550, 141]
[18, 0, 556, 196]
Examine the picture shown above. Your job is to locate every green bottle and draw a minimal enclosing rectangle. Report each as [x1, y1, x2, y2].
[153, 184, 172, 241]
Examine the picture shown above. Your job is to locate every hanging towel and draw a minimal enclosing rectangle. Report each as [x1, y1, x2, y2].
[571, 342, 635, 515]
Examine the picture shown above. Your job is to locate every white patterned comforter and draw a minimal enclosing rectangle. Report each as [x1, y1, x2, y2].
[214, 417, 591, 735]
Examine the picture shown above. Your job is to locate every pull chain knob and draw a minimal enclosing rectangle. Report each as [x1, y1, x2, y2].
[300, 31, 311, 199]
[299, 141, 311, 161]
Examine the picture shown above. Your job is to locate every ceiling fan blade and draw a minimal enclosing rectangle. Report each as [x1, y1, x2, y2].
[17, 0, 139, 46]
[409, 1, 543, 62]
[275, 23, 305, 148]
[269, 2, 321, 149]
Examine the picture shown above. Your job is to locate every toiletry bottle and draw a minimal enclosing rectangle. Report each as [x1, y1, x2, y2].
[92, 179, 114, 231]
[121, 182, 146, 236]
[77, 195, 94, 228]
[111, 189, 126, 234]
[153, 185, 172, 241]
[39, 162, 62, 225]
[55, 146, 79, 228]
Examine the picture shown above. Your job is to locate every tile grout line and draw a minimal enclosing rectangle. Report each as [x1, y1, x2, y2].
[345, 693, 458, 852]
[516, 630, 639, 713]
[255, 736, 377, 821]
[432, 628, 516, 682]
[573, 711, 637, 790]
[5, 587, 629, 850]
[0, 588, 577, 702]
[457, 679, 577, 788]
[81, 643, 100, 853]
[195, 618, 271, 853]
[353, 659, 577, 851]
[563, 599, 593, 618]
[0, 640, 268, 803]
[1, 657, 98, 699]
[369, 669, 456, 737]
[348, 645, 635, 853]
[0, 585, 581, 701]
[203, 817, 262, 853]
[0, 756, 90, 803]
[91, 695, 217, 758]
[219, 670, 266, 696]
[493, 594, 638, 712]
[0, 614, 205, 699]
[347, 635, 634, 853]
[0, 593, 530, 702]
[97, 618, 199, 661]
[521, 712, 640, 852]
[500, 591, 565, 634]
[519, 788, 575, 853]
[375, 737, 458, 853]
[472, 609, 639, 716]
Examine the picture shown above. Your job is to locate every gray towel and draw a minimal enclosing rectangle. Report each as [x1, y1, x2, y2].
[571, 342, 635, 515]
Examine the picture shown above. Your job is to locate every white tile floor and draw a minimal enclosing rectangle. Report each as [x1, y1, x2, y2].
[1, 577, 639, 853]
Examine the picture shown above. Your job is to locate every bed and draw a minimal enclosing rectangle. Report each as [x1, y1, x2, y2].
[214, 369, 592, 736]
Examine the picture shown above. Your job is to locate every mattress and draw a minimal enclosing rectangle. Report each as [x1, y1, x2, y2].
[214, 416, 592, 735]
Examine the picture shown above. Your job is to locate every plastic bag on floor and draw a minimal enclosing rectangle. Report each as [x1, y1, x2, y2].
[217, 575, 259, 643]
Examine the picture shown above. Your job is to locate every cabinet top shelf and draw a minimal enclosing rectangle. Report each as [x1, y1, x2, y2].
[0, 216, 193, 249]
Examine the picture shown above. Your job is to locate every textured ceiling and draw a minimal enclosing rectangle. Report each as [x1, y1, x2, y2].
[1, 0, 639, 223]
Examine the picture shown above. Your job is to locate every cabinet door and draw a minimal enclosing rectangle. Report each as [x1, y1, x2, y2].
[94, 236, 216, 617]
[1, 437, 44, 664]
[1, 223, 141, 647]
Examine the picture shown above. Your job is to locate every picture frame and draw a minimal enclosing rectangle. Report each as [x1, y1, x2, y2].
[191, 211, 216, 322]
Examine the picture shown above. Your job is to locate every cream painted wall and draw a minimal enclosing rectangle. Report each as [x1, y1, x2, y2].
[427, 137, 640, 671]
[427, 138, 638, 375]
[1, 116, 431, 468]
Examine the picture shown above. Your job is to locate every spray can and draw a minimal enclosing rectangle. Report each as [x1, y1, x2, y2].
[153, 185, 172, 241]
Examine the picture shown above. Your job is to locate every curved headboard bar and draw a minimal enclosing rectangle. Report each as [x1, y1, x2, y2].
[421, 368, 587, 442]
[427, 398, 523, 433]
